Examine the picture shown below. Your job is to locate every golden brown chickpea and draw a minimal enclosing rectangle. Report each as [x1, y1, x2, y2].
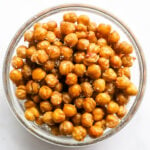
[59, 60, 74, 75]
[37, 40, 50, 50]
[51, 91, 62, 106]
[108, 31, 120, 43]
[54, 82, 63, 92]
[88, 22, 97, 32]
[93, 79, 105, 93]
[89, 126, 103, 138]
[62, 93, 72, 104]
[40, 101, 52, 113]
[87, 64, 101, 79]
[35, 116, 44, 125]
[106, 114, 119, 128]
[45, 74, 58, 88]
[76, 24, 87, 32]
[88, 31, 97, 43]
[76, 31, 87, 39]
[116, 76, 131, 89]
[99, 46, 114, 58]
[84, 53, 99, 66]
[92, 108, 104, 121]
[52, 108, 66, 123]
[32, 68, 46, 82]
[16, 45, 27, 58]
[74, 98, 84, 109]
[42, 111, 55, 125]
[53, 41, 63, 47]
[9, 69, 23, 83]
[60, 46, 73, 60]
[98, 57, 110, 70]
[26, 46, 36, 59]
[107, 101, 119, 114]
[81, 82, 93, 98]
[77, 39, 89, 50]
[122, 55, 133, 67]
[64, 33, 78, 47]
[54, 27, 62, 39]
[42, 23, 49, 30]
[116, 93, 129, 105]
[73, 64, 86, 77]
[81, 112, 94, 127]
[72, 113, 82, 125]
[73, 52, 85, 63]
[24, 30, 34, 42]
[105, 83, 115, 95]
[124, 83, 138, 96]
[97, 38, 107, 47]
[15, 85, 26, 100]
[60, 21, 76, 35]
[34, 27, 47, 41]
[26, 80, 40, 94]
[25, 107, 39, 121]
[63, 104, 77, 117]
[59, 121, 73, 135]
[51, 126, 60, 136]
[117, 106, 127, 118]
[43, 60, 55, 72]
[63, 12, 77, 23]
[97, 24, 111, 36]
[65, 73, 78, 85]
[87, 43, 100, 54]
[46, 31, 56, 43]
[21, 64, 32, 79]
[110, 55, 122, 68]
[47, 21, 57, 31]
[31, 95, 41, 103]
[117, 67, 130, 78]
[24, 100, 36, 109]
[77, 15, 90, 25]
[34, 22, 42, 29]
[39, 85, 52, 100]
[11, 56, 24, 69]
[95, 120, 106, 129]
[96, 93, 111, 105]
[102, 68, 117, 82]
[83, 98, 96, 112]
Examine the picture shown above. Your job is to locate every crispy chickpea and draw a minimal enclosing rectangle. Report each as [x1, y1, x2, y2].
[59, 60, 74, 75]
[102, 68, 117, 82]
[31, 95, 41, 103]
[15, 85, 26, 100]
[32, 68, 46, 82]
[39, 85, 52, 100]
[118, 41, 133, 54]
[77, 39, 89, 50]
[47, 21, 57, 31]
[51, 91, 62, 106]
[60, 21, 76, 35]
[45, 74, 58, 88]
[33, 27, 47, 41]
[77, 23, 87, 32]
[74, 64, 86, 77]
[21, 64, 32, 79]
[25, 107, 39, 121]
[34, 22, 42, 29]
[62, 92, 72, 104]
[63, 104, 77, 117]
[97, 24, 111, 36]
[124, 83, 138, 96]
[43, 60, 55, 72]
[95, 120, 106, 129]
[87, 64, 101, 79]
[37, 40, 50, 50]
[35, 116, 44, 125]
[9, 69, 23, 83]
[40, 101, 52, 113]
[88, 31, 97, 43]
[89, 126, 103, 138]
[97, 38, 107, 47]
[60, 46, 73, 60]
[11, 56, 24, 69]
[107, 101, 119, 114]
[76, 31, 87, 39]
[116, 93, 129, 105]
[72, 113, 81, 125]
[110, 55, 122, 68]
[59, 121, 73, 135]
[122, 55, 133, 67]
[81, 82, 93, 98]
[117, 67, 130, 78]
[24, 30, 34, 42]
[74, 98, 84, 109]
[77, 15, 90, 25]
[46, 31, 56, 43]
[74, 52, 85, 63]
[96, 93, 111, 105]
[117, 106, 127, 118]
[84, 53, 99, 66]
[88, 22, 97, 32]
[42, 111, 55, 125]
[83, 98, 96, 112]
[53, 41, 63, 47]
[26, 46, 36, 58]
[93, 79, 105, 93]
[26, 80, 40, 94]
[52, 108, 65, 123]
[98, 57, 109, 70]
[105, 83, 116, 95]
[87, 43, 100, 54]
[54, 27, 62, 39]
[54, 82, 63, 92]
[108, 31, 120, 43]
[106, 114, 119, 128]
[81, 112, 94, 127]
[42, 23, 49, 30]
[16, 45, 27, 58]
[92, 108, 104, 121]
[99, 46, 114, 58]
[51, 126, 60, 136]
[24, 100, 36, 109]
[63, 12, 77, 23]
[65, 73, 78, 85]
[116, 76, 131, 89]
[64, 33, 78, 47]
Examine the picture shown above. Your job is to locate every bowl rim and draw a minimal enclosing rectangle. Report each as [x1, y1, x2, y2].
[2, 3, 146, 147]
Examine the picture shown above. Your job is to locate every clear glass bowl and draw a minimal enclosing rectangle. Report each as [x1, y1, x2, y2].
[3, 4, 146, 146]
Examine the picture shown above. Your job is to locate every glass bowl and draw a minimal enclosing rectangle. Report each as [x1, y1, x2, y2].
[3, 4, 146, 147]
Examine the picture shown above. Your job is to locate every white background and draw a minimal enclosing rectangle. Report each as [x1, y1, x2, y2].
[0, 0, 150, 150]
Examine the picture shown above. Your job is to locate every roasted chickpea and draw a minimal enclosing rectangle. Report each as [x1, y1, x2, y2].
[26, 80, 40, 94]
[95, 120, 106, 129]
[87, 43, 100, 54]
[11, 56, 24, 69]
[47, 21, 57, 31]
[46, 45, 60, 59]
[59, 121, 73, 135]
[117, 67, 130, 78]
[98, 57, 109, 70]
[72, 113, 82, 126]
[62, 93, 72, 104]
[107, 101, 119, 114]
[31, 95, 41, 103]
[40, 101, 52, 113]
[93, 79, 105, 92]
[51, 126, 60, 136]
[106, 114, 119, 128]
[32, 68, 46, 82]
[45, 31, 56, 43]
[77, 15, 90, 25]
[15, 85, 26, 100]
[43, 60, 55, 72]
[76, 31, 87, 39]
[96, 93, 111, 105]
[42, 111, 55, 125]
[60, 46, 73, 60]
[34, 22, 42, 29]
[99, 46, 114, 58]
[77, 39, 89, 50]
[116, 93, 129, 105]
[81, 82, 93, 98]
[63, 104, 77, 117]
[116, 76, 130, 89]
[26, 46, 36, 58]
[74, 64, 86, 77]
[81, 112, 94, 127]
[110, 55, 122, 68]
[35, 116, 44, 125]
[52, 108, 65, 123]
[54, 41, 63, 47]
[97, 38, 107, 47]
[124, 83, 138, 96]
[45, 74, 58, 88]
[33, 27, 47, 41]
[83, 98, 96, 112]
[88, 22, 97, 32]
[51, 91, 62, 106]
[9, 69, 23, 83]
[24, 100, 36, 109]
[76, 23, 87, 32]
[105, 83, 116, 95]
[87, 64, 101, 79]
[42, 23, 49, 30]
[74, 98, 84, 109]
[89, 126, 103, 138]
[108, 31, 120, 43]
[92, 108, 104, 121]
[122, 55, 133, 67]
[88, 31, 97, 43]
[64, 33, 78, 47]
[97, 24, 111, 36]
[65, 73, 78, 85]
[21, 64, 32, 79]
[54, 27, 62, 39]
[25, 107, 39, 121]
[63, 12, 77, 23]
[16, 45, 27, 58]
[102, 68, 117, 82]
[37, 40, 50, 50]
[24, 30, 34, 42]
[39, 85, 52, 100]
[73, 52, 85, 63]
[84, 53, 99, 66]
[54, 82, 63, 92]
[117, 106, 127, 118]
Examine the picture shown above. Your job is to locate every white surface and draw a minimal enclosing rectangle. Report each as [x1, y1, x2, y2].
[0, 0, 150, 150]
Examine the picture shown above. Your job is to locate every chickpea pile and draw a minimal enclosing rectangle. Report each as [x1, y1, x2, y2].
[9, 12, 138, 141]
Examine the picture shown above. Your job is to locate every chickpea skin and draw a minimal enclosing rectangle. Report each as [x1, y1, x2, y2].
[63, 104, 77, 117]
[11, 56, 24, 69]
[92, 108, 104, 121]
[84, 53, 99, 66]
[106, 114, 119, 128]
[42, 111, 55, 125]
[116, 76, 131, 89]
[32, 68, 46, 82]
[51, 91, 62, 106]
[26, 80, 40, 94]
[33, 27, 47, 41]
[9, 69, 23, 83]
[107, 101, 119, 114]
[72, 113, 82, 125]
[45, 74, 58, 88]
[110, 55, 122, 68]
[16, 45, 27, 58]
[15, 85, 27, 100]
[89, 126, 103, 138]
[65, 73, 78, 85]
[77, 39, 89, 50]
[74, 64, 86, 77]
[83, 98, 96, 112]
[74, 98, 84, 109]
[81, 82, 93, 98]
[77, 15, 90, 25]
[117, 67, 130, 78]
[40, 101, 53, 113]
[64, 33, 78, 47]
[39, 86, 52, 100]
[96, 93, 111, 105]
[81, 112, 94, 127]
[93, 79, 106, 92]
[43, 60, 55, 72]
[52, 108, 65, 123]
[63, 12, 77, 23]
